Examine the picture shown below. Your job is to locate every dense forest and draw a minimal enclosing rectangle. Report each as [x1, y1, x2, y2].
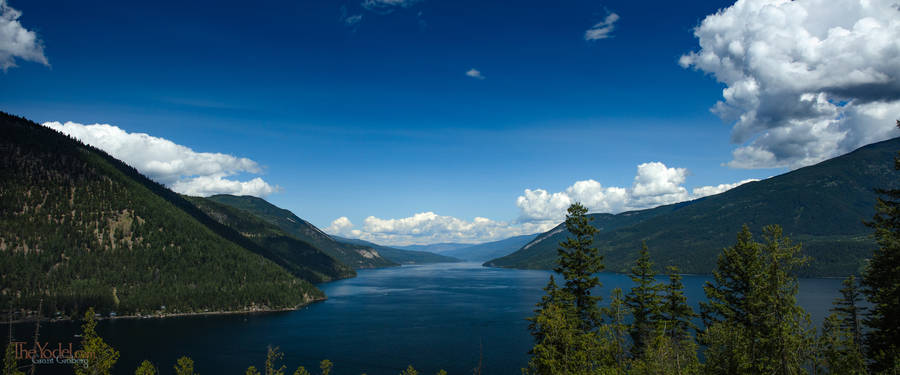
[487, 136, 900, 277]
[205, 195, 399, 269]
[0, 112, 321, 318]
[185, 196, 356, 283]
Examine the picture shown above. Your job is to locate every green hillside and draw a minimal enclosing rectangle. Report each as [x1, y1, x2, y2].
[486, 137, 900, 277]
[185, 196, 356, 283]
[332, 236, 461, 264]
[205, 195, 398, 269]
[441, 234, 539, 262]
[0, 112, 322, 318]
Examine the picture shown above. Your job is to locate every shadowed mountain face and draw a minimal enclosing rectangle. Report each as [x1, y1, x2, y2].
[332, 237, 461, 265]
[205, 195, 398, 269]
[487, 137, 900, 277]
[0, 112, 320, 317]
[186, 196, 356, 283]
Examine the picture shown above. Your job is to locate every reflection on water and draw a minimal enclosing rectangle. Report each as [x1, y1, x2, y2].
[4, 263, 843, 375]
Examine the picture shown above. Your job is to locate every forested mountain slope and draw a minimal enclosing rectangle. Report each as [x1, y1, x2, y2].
[186, 196, 356, 283]
[205, 195, 398, 269]
[0, 112, 321, 318]
[487, 137, 900, 277]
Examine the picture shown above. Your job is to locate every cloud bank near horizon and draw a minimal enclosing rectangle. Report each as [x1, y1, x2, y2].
[327, 162, 756, 246]
[42, 121, 279, 197]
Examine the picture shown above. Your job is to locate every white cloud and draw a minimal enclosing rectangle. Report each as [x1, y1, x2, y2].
[344, 14, 363, 27]
[680, 0, 900, 169]
[0, 0, 48, 71]
[584, 12, 619, 41]
[325, 212, 555, 246]
[516, 162, 756, 222]
[362, 0, 421, 14]
[465, 68, 485, 80]
[42, 121, 279, 197]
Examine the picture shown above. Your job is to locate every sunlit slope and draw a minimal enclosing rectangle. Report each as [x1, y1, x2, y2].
[0, 112, 321, 317]
[487, 137, 900, 277]
[186, 196, 356, 282]
[206, 194, 399, 269]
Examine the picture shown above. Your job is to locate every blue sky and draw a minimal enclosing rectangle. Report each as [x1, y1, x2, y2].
[3, 0, 899, 245]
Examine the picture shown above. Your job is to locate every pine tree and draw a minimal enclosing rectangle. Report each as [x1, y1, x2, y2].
[74, 307, 119, 375]
[555, 203, 603, 331]
[819, 313, 866, 374]
[862, 121, 900, 373]
[399, 365, 419, 375]
[134, 360, 157, 375]
[173, 356, 195, 375]
[601, 288, 630, 371]
[319, 359, 333, 375]
[292, 366, 310, 375]
[700, 225, 762, 329]
[3, 343, 24, 375]
[660, 266, 697, 342]
[831, 275, 866, 355]
[264, 346, 286, 375]
[528, 275, 573, 351]
[625, 242, 663, 357]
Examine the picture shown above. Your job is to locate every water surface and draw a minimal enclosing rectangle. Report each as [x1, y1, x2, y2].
[5, 263, 844, 375]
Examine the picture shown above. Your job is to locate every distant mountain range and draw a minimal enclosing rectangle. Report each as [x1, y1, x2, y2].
[487, 137, 900, 277]
[439, 234, 539, 262]
[332, 236, 461, 264]
[395, 243, 473, 253]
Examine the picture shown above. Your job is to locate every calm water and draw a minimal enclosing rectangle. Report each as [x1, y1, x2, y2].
[6, 263, 844, 375]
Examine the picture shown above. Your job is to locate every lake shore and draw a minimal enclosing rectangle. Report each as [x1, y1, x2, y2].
[2, 296, 327, 325]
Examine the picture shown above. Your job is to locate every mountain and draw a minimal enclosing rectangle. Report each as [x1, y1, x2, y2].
[332, 236, 461, 264]
[185, 196, 356, 283]
[486, 137, 900, 277]
[204, 195, 398, 269]
[440, 234, 539, 262]
[395, 243, 472, 253]
[0, 112, 321, 318]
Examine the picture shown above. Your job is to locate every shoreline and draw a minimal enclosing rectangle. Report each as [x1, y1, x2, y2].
[1, 296, 327, 326]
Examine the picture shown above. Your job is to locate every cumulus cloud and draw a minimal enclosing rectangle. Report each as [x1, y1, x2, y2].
[362, 0, 421, 14]
[465, 68, 485, 80]
[42, 121, 279, 197]
[680, 0, 900, 169]
[325, 213, 555, 246]
[584, 12, 619, 41]
[0, 0, 48, 71]
[516, 162, 756, 222]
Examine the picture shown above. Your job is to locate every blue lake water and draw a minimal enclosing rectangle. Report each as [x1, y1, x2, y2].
[6, 263, 844, 375]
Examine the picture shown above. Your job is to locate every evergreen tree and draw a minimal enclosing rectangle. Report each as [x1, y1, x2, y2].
[862, 121, 900, 373]
[601, 288, 630, 371]
[319, 359, 333, 375]
[700, 225, 815, 374]
[134, 360, 157, 375]
[625, 242, 663, 356]
[173, 356, 196, 375]
[245, 366, 261, 375]
[524, 303, 603, 375]
[399, 365, 418, 375]
[660, 266, 697, 342]
[819, 313, 867, 374]
[75, 308, 119, 375]
[700, 225, 762, 329]
[291, 366, 309, 375]
[3, 343, 24, 375]
[555, 203, 603, 331]
[831, 275, 866, 355]
[264, 346, 286, 375]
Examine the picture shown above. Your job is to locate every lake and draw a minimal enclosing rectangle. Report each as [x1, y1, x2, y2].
[5, 263, 845, 375]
